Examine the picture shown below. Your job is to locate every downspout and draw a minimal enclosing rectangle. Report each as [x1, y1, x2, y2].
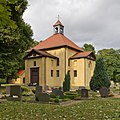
[65, 48, 66, 76]
[84, 58, 86, 87]
[44, 57, 46, 91]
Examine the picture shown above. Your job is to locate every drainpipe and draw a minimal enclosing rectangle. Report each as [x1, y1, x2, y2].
[84, 58, 86, 87]
[65, 48, 67, 76]
[44, 57, 46, 91]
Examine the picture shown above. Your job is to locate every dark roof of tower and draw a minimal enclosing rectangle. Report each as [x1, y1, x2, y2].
[53, 20, 64, 27]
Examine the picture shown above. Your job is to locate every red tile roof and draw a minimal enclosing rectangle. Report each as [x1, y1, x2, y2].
[70, 51, 95, 59]
[33, 34, 83, 51]
[53, 20, 64, 27]
[16, 70, 25, 76]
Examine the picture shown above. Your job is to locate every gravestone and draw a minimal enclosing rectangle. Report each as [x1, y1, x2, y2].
[35, 86, 42, 95]
[80, 89, 89, 98]
[6, 86, 11, 95]
[0, 94, 3, 99]
[35, 93, 50, 102]
[6, 85, 22, 101]
[99, 87, 108, 97]
[78, 86, 85, 95]
[51, 88, 64, 99]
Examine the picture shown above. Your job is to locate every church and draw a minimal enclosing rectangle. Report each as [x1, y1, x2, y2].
[24, 19, 96, 89]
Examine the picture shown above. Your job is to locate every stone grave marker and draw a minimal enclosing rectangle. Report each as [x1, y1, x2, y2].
[35, 86, 42, 95]
[6, 85, 22, 101]
[80, 89, 89, 98]
[78, 86, 85, 94]
[99, 87, 108, 97]
[35, 93, 50, 102]
[51, 88, 64, 99]
[6, 86, 10, 95]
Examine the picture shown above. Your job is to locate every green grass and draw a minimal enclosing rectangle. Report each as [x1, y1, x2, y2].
[0, 98, 120, 120]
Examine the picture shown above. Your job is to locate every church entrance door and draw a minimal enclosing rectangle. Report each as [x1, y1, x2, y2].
[30, 68, 39, 85]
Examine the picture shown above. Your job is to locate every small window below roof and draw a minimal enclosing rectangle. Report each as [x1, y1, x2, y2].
[34, 61, 36, 66]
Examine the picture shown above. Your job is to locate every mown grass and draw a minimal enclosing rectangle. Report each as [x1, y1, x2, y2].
[0, 98, 120, 120]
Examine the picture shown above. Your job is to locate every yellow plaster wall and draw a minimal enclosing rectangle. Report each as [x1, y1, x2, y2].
[25, 57, 45, 86]
[70, 59, 85, 87]
[46, 48, 66, 86]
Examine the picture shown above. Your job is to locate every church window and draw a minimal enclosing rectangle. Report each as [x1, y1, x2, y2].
[74, 70, 77, 77]
[56, 70, 59, 77]
[88, 61, 92, 68]
[68, 60, 70, 66]
[51, 70, 53, 77]
[57, 59, 59, 66]
[34, 61, 36, 66]
[51, 60, 54, 66]
[68, 70, 70, 75]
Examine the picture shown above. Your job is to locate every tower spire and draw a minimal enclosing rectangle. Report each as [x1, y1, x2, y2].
[53, 16, 64, 34]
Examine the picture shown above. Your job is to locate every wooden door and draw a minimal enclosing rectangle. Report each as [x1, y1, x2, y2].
[30, 68, 39, 84]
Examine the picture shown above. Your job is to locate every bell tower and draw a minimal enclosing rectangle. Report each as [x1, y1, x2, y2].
[53, 16, 64, 34]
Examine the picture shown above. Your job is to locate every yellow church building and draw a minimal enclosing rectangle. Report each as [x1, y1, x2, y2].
[24, 20, 96, 89]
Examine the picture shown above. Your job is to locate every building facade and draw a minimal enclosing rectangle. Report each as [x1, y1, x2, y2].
[24, 20, 96, 89]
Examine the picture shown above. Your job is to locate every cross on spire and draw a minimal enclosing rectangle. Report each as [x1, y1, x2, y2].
[57, 15, 60, 20]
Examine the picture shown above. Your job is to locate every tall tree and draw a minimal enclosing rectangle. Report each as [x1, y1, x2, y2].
[90, 58, 111, 91]
[0, 0, 34, 82]
[83, 43, 96, 54]
[97, 48, 120, 81]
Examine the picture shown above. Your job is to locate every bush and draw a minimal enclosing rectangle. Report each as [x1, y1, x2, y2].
[62, 98, 71, 102]
[64, 94, 77, 100]
[63, 71, 70, 92]
[50, 93, 57, 98]
[54, 96, 60, 103]
[21, 86, 33, 96]
[0, 79, 6, 84]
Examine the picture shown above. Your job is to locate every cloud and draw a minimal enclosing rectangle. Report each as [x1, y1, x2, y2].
[23, 0, 120, 51]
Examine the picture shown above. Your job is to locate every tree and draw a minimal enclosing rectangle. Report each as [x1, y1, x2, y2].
[0, 0, 34, 82]
[63, 71, 70, 92]
[83, 43, 96, 54]
[97, 48, 120, 81]
[90, 58, 111, 91]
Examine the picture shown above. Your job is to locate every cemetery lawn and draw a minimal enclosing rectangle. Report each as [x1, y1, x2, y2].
[0, 98, 120, 120]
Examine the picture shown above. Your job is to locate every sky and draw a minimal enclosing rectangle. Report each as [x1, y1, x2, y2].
[23, 0, 120, 51]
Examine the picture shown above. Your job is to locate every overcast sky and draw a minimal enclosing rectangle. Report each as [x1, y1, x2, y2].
[23, 0, 120, 51]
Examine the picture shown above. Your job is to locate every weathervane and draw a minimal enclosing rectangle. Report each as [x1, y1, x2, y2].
[57, 15, 60, 20]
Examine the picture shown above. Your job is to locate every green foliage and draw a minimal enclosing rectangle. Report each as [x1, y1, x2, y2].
[83, 43, 96, 54]
[54, 96, 60, 103]
[97, 48, 120, 81]
[63, 71, 70, 92]
[0, 78, 6, 84]
[90, 58, 111, 91]
[0, 0, 34, 82]
[21, 86, 33, 96]
[50, 93, 57, 98]
[1, 99, 120, 119]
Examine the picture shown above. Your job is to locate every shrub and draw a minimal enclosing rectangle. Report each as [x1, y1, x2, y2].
[0, 78, 6, 84]
[62, 98, 71, 102]
[64, 94, 77, 100]
[90, 58, 111, 91]
[63, 71, 70, 92]
[50, 93, 57, 98]
[54, 96, 60, 103]
[21, 86, 33, 96]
